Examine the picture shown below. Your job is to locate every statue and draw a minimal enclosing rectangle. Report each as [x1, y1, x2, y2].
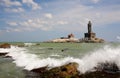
[88, 21, 92, 33]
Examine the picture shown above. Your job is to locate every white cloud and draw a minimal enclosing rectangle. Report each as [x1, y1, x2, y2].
[19, 18, 53, 31]
[1, 0, 22, 7]
[22, 0, 41, 10]
[7, 18, 51, 32]
[57, 21, 68, 25]
[117, 36, 120, 40]
[5, 27, 22, 32]
[5, 7, 24, 13]
[0, 0, 25, 13]
[55, 3, 120, 29]
[1, 0, 41, 12]
[5, 18, 70, 32]
[44, 13, 53, 19]
[2, 0, 120, 33]
[7, 22, 18, 26]
[91, 0, 100, 3]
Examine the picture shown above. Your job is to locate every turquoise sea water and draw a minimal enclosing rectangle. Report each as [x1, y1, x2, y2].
[0, 42, 120, 78]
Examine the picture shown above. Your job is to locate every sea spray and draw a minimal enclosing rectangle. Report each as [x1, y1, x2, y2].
[0, 48, 11, 53]
[0, 45, 120, 74]
[78, 45, 120, 73]
[1, 46, 81, 70]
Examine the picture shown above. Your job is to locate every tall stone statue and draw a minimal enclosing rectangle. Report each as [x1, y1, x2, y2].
[88, 21, 92, 33]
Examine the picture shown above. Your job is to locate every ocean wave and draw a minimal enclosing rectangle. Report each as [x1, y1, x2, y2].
[24, 43, 36, 46]
[0, 45, 120, 74]
[50, 54, 60, 57]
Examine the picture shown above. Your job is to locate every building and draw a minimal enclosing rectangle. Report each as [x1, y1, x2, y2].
[50, 33, 79, 43]
[80, 21, 104, 43]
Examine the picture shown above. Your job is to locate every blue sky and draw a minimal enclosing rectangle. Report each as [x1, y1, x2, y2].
[0, 0, 120, 42]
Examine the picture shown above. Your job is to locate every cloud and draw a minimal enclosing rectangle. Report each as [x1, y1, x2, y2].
[5, 17, 70, 32]
[57, 21, 68, 25]
[5, 7, 24, 13]
[1, 0, 22, 7]
[6, 18, 51, 32]
[116, 36, 120, 40]
[91, 0, 100, 3]
[22, 0, 41, 10]
[44, 13, 53, 19]
[55, 3, 120, 28]
[1, 0, 41, 13]
[1, 0, 120, 33]
[7, 22, 18, 26]
[0, 0, 24, 13]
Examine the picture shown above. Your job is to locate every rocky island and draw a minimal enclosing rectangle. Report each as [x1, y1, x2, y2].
[49, 33, 79, 43]
[47, 21, 104, 43]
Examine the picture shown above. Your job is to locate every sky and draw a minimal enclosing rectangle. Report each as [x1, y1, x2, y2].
[0, 0, 120, 42]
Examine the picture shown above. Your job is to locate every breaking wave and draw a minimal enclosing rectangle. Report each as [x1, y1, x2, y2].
[1, 45, 120, 73]
[24, 43, 36, 46]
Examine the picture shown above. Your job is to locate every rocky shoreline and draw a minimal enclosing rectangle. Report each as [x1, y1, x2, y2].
[0, 43, 11, 48]
[24, 62, 120, 78]
[0, 43, 11, 56]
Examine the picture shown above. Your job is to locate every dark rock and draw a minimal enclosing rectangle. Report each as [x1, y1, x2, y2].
[61, 48, 69, 52]
[4, 55, 12, 58]
[95, 62, 120, 73]
[36, 43, 40, 45]
[31, 66, 48, 73]
[80, 62, 120, 78]
[0, 53, 8, 56]
[47, 48, 53, 50]
[17, 45, 25, 47]
[0, 43, 11, 48]
[26, 62, 120, 78]
[30, 62, 79, 78]
[80, 70, 120, 78]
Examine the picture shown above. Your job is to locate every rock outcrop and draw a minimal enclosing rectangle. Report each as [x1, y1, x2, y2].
[0, 43, 10, 56]
[0, 43, 11, 48]
[80, 70, 120, 78]
[48, 33, 79, 43]
[80, 62, 120, 78]
[29, 62, 79, 78]
[17, 45, 25, 47]
[26, 62, 120, 78]
[0, 53, 8, 56]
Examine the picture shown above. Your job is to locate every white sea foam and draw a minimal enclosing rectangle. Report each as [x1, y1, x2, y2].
[78, 45, 120, 73]
[0, 45, 120, 73]
[50, 54, 60, 57]
[0, 48, 10, 53]
[24, 43, 36, 46]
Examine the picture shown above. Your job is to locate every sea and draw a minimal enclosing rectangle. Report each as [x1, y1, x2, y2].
[0, 42, 120, 78]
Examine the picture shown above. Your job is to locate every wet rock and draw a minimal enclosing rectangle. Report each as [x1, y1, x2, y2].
[30, 62, 79, 78]
[80, 62, 120, 78]
[31, 66, 48, 73]
[47, 48, 53, 50]
[27, 62, 120, 78]
[17, 45, 25, 47]
[4, 55, 12, 58]
[0, 43, 11, 48]
[95, 62, 120, 73]
[61, 48, 69, 52]
[36, 43, 40, 45]
[80, 70, 120, 78]
[0, 53, 8, 56]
